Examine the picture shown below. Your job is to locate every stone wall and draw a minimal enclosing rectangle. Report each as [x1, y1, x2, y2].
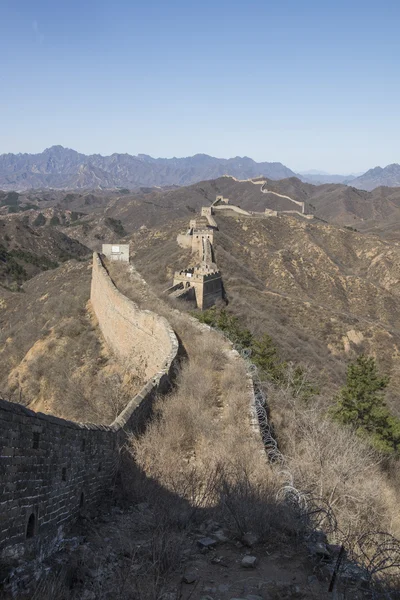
[200, 273, 223, 310]
[213, 205, 252, 216]
[91, 253, 176, 379]
[0, 399, 117, 563]
[191, 229, 214, 257]
[0, 253, 178, 565]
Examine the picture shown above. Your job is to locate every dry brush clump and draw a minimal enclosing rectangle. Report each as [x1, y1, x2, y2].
[267, 375, 400, 547]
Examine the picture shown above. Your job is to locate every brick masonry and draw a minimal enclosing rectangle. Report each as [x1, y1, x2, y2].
[0, 253, 178, 565]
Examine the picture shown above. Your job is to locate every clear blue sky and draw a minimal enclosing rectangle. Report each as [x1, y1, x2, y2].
[1, 0, 400, 173]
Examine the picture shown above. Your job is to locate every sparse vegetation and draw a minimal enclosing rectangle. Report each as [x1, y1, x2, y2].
[1, 191, 20, 206]
[49, 215, 61, 226]
[105, 217, 126, 237]
[11, 249, 58, 270]
[33, 213, 46, 226]
[0, 243, 28, 283]
[0, 262, 143, 423]
[195, 307, 317, 398]
[131, 309, 298, 544]
[111, 263, 400, 592]
[195, 305, 400, 542]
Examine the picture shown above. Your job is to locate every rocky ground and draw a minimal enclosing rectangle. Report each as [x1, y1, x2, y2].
[5, 486, 364, 600]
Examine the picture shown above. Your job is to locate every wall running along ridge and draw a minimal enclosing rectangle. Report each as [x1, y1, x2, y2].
[0, 253, 178, 569]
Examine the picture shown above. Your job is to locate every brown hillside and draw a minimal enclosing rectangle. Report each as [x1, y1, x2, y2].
[0, 216, 90, 288]
[0, 260, 143, 422]
[59, 177, 400, 237]
[131, 213, 400, 412]
[6, 176, 400, 247]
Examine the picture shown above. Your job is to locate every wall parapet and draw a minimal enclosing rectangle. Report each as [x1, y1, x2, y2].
[0, 253, 178, 570]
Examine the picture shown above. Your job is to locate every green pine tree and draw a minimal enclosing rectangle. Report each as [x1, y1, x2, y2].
[332, 355, 400, 453]
[251, 333, 286, 383]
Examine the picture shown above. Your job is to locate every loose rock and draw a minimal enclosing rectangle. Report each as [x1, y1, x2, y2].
[182, 572, 197, 584]
[197, 537, 217, 549]
[241, 555, 257, 568]
[214, 529, 229, 543]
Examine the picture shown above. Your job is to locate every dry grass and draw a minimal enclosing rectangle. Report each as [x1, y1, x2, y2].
[0, 261, 143, 423]
[110, 261, 398, 545]
[267, 374, 400, 546]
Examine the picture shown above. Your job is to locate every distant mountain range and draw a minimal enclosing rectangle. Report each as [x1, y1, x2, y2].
[1, 146, 400, 192]
[0, 146, 297, 191]
[348, 164, 400, 191]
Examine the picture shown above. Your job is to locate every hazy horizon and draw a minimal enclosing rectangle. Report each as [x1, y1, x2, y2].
[2, 0, 400, 173]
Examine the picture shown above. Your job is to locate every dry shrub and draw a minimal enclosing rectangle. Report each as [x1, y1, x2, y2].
[217, 470, 302, 543]
[267, 377, 400, 543]
[107, 261, 400, 576]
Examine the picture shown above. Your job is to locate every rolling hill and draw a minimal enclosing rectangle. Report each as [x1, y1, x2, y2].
[6, 175, 400, 253]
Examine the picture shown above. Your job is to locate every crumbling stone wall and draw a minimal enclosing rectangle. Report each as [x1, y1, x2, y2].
[0, 253, 178, 566]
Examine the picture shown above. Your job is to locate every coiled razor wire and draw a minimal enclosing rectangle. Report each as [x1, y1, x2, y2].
[209, 328, 308, 510]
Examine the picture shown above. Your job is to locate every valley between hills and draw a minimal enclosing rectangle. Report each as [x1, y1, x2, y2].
[2, 174, 400, 597]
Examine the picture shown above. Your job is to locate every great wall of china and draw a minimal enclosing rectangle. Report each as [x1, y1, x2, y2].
[0, 253, 178, 565]
[0, 195, 311, 579]
[166, 192, 314, 310]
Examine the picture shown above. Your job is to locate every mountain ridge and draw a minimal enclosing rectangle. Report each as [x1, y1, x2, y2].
[350, 163, 400, 191]
[0, 146, 297, 191]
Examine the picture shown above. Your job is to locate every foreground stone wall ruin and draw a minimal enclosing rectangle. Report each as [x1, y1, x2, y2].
[0, 253, 178, 565]
[0, 400, 118, 563]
